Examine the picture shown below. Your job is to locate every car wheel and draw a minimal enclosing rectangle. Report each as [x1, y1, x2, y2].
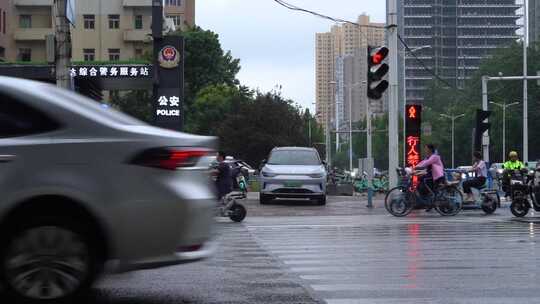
[260, 194, 271, 205]
[0, 216, 100, 303]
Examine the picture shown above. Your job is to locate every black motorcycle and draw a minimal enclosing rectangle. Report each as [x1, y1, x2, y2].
[509, 167, 540, 217]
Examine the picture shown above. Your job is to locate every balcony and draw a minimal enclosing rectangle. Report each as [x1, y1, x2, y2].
[124, 29, 152, 42]
[14, 0, 53, 5]
[123, 0, 152, 6]
[14, 28, 53, 41]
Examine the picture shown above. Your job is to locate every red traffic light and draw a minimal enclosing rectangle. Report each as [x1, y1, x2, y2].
[370, 47, 389, 65]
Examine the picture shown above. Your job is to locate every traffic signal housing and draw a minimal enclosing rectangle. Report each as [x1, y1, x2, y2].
[474, 109, 491, 152]
[367, 46, 389, 100]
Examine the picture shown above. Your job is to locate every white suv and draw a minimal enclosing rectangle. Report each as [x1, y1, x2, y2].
[0, 77, 217, 302]
[259, 147, 327, 205]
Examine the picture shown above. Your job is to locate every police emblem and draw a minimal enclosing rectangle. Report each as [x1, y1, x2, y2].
[158, 45, 180, 69]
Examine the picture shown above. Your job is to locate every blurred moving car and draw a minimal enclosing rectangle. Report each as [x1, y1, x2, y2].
[259, 147, 327, 205]
[0, 77, 217, 303]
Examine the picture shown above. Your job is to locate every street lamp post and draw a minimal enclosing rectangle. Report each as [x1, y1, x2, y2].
[345, 83, 362, 172]
[440, 113, 465, 168]
[348, 86, 353, 172]
[490, 101, 519, 162]
[308, 118, 312, 146]
[328, 81, 337, 166]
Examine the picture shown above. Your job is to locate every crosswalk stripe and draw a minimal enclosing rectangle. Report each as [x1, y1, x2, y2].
[244, 214, 540, 304]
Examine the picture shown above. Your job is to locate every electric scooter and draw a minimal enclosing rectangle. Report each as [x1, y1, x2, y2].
[452, 171, 499, 215]
[211, 163, 248, 222]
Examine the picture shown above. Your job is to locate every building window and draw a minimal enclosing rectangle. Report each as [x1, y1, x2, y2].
[2, 11, 6, 34]
[135, 48, 143, 59]
[0, 47, 5, 60]
[134, 15, 143, 29]
[18, 48, 31, 62]
[167, 15, 182, 28]
[108, 48, 120, 61]
[108, 14, 120, 29]
[19, 15, 32, 28]
[83, 49, 95, 61]
[84, 14, 95, 29]
[166, 0, 182, 6]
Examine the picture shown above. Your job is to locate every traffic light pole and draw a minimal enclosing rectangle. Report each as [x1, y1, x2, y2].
[482, 75, 540, 164]
[523, 0, 528, 164]
[387, 0, 399, 188]
[366, 97, 373, 208]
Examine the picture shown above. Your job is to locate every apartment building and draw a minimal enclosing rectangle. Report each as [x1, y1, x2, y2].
[0, 0, 10, 61]
[400, 0, 521, 105]
[0, 0, 195, 62]
[315, 14, 385, 130]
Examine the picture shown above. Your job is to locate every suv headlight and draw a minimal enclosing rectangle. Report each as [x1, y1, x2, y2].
[262, 171, 276, 177]
[308, 173, 324, 178]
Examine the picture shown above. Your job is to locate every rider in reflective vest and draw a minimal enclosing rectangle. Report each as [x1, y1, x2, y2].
[502, 151, 525, 197]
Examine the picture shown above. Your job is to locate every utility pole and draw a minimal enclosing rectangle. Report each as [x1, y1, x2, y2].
[54, 0, 71, 89]
[308, 118, 312, 146]
[387, 0, 399, 188]
[326, 103, 331, 166]
[490, 101, 519, 162]
[348, 86, 353, 172]
[481, 75, 540, 164]
[336, 94, 340, 153]
[328, 81, 337, 166]
[440, 113, 465, 168]
[481, 76, 490, 162]
[366, 97, 373, 207]
[523, 0, 529, 163]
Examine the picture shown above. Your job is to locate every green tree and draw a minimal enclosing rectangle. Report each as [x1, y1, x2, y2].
[109, 90, 153, 123]
[217, 93, 310, 167]
[172, 26, 241, 108]
[185, 84, 251, 134]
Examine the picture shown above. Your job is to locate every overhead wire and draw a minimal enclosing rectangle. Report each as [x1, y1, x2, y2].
[272, 0, 471, 93]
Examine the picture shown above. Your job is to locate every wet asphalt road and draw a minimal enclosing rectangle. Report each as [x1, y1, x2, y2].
[89, 194, 540, 304]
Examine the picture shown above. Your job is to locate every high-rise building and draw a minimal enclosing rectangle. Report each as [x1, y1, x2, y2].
[530, 0, 540, 44]
[315, 14, 385, 131]
[400, 0, 522, 105]
[0, 0, 195, 62]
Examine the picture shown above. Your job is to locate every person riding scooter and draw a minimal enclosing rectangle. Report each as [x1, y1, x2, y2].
[463, 151, 488, 202]
[502, 151, 525, 197]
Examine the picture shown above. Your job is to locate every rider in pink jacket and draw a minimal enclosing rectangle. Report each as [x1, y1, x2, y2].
[416, 144, 446, 193]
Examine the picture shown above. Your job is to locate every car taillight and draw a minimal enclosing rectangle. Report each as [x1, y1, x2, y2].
[131, 147, 210, 170]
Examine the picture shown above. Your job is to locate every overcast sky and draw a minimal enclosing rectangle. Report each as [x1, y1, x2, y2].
[196, 0, 386, 111]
